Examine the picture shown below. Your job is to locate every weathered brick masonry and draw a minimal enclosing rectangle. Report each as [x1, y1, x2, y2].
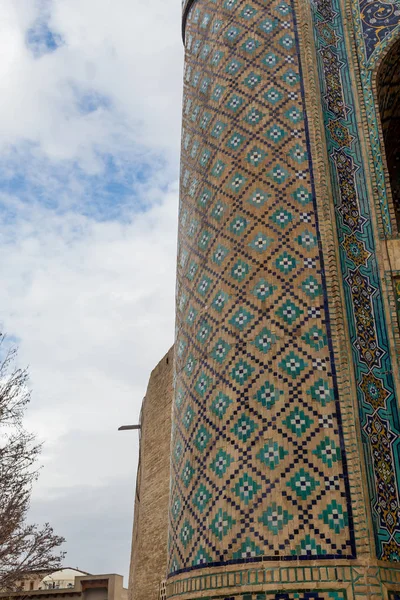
[129, 347, 173, 600]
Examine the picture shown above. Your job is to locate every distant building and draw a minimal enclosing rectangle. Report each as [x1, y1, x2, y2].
[2, 571, 127, 600]
[17, 568, 89, 592]
[40, 569, 90, 590]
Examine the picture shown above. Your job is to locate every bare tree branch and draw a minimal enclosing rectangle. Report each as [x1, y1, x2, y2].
[0, 335, 65, 590]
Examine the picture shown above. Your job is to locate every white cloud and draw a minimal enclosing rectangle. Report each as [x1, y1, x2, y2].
[0, 179, 178, 575]
[0, 0, 183, 163]
[0, 0, 183, 579]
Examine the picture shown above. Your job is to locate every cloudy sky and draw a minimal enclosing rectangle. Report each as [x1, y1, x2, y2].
[0, 0, 183, 582]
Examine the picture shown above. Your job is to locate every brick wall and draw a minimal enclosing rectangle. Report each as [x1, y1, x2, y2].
[128, 347, 173, 600]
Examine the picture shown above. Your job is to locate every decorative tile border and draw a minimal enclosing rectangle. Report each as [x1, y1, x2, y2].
[310, 0, 400, 559]
[171, 592, 348, 600]
[165, 563, 400, 599]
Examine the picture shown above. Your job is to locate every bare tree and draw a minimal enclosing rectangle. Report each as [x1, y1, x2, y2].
[0, 336, 65, 590]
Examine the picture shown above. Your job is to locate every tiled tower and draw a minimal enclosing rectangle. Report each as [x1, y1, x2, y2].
[167, 0, 400, 597]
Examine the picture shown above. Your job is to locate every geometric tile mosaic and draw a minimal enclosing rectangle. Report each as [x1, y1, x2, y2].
[169, 0, 355, 575]
[196, 593, 347, 600]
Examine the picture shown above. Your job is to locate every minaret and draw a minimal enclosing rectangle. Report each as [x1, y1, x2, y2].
[167, 0, 400, 596]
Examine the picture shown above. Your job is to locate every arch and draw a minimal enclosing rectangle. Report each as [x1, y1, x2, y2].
[376, 34, 400, 232]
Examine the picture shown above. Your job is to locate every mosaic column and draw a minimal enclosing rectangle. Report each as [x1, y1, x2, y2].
[166, 0, 400, 597]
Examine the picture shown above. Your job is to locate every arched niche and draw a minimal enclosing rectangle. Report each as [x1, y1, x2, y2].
[377, 36, 400, 232]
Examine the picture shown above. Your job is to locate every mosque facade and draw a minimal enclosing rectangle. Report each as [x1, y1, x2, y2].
[130, 0, 400, 598]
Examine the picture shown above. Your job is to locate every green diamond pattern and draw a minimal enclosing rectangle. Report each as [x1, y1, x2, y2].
[192, 484, 212, 513]
[246, 146, 266, 166]
[181, 460, 195, 488]
[196, 319, 212, 344]
[275, 251, 297, 274]
[280, 33, 294, 49]
[284, 406, 313, 436]
[195, 371, 212, 396]
[266, 126, 286, 143]
[182, 405, 194, 430]
[211, 159, 226, 178]
[292, 185, 312, 204]
[185, 353, 196, 377]
[292, 535, 326, 556]
[210, 508, 236, 540]
[253, 327, 277, 353]
[180, 520, 194, 548]
[265, 87, 283, 104]
[211, 290, 229, 312]
[287, 468, 319, 499]
[302, 325, 327, 350]
[225, 58, 243, 75]
[259, 17, 277, 33]
[211, 391, 233, 418]
[285, 105, 303, 123]
[227, 132, 246, 149]
[308, 378, 334, 405]
[289, 143, 307, 163]
[231, 413, 257, 441]
[244, 71, 261, 89]
[210, 338, 231, 363]
[212, 244, 230, 265]
[254, 381, 282, 409]
[231, 259, 251, 282]
[242, 38, 260, 54]
[228, 172, 247, 192]
[226, 94, 243, 112]
[301, 275, 322, 297]
[313, 437, 341, 468]
[197, 275, 212, 296]
[282, 68, 299, 85]
[192, 546, 212, 566]
[257, 440, 288, 469]
[259, 503, 293, 533]
[171, 495, 181, 521]
[275, 299, 303, 324]
[249, 232, 274, 253]
[225, 25, 241, 41]
[210, 448, 234, 478]
[262, 52, 279, 68]
[319, 500, 348, 533]
[230, 359, 255, 385]
[229, 215, 248, 235]
[244, 107, 264, 125]
[229, 307, 254, 331]
[232, 537, 264, 559]
[211, 200, 226, 221]
[252, 279, 276, 301]
[241, 4, 257, 18]
[247, 188, 271, 207]
[195, 425, 212, 452]
[279, 351, 307, 377]
[232, 473, 261, 504]
[271, 208, 293, 228]
[297, 229, 317, 250]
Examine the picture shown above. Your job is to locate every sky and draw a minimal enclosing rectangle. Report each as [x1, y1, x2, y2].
[0, 0, 183, 583]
